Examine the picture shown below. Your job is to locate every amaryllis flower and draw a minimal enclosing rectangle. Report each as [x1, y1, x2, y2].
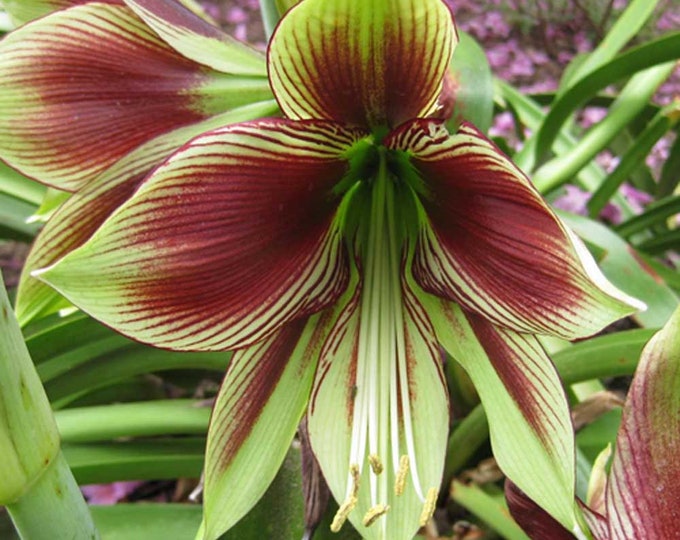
[506, 306, 680, 540]
[20, 0, 643, 538]
[0, 0, 278, 323]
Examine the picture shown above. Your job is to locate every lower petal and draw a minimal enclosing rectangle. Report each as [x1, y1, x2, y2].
[201, 315, 318, 540]
[420, 288, 577, 531]
[308, 258, 448, 538]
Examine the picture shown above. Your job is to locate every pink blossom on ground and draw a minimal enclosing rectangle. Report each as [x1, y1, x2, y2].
[621, 183, 654, 213]
[552, 184, 622, 224]
[552, 184, 592, 215]
[81, 481, 143, 505]
[579, 107, 608, 129]
[596, 151, 620, 174]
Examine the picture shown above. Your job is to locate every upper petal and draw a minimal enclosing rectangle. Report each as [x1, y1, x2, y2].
[123, 0, 267, 75]
[268, 0, 456, 129]
[605, 307, 680, 539]
[37, 119, 363, 351]
[423, 294, 577, 531]
[0, 2, 271, 192]
[388, 120, 644, 340]
[1, 0, 101, 25]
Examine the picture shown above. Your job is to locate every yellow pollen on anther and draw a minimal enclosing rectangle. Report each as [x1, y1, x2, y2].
[419, 487, 438, 527]
[350, 464, 361, 497]
[362, 504, 390, 527]
[394, 454, 410, 495]
[330, 495, 358, 532]
[368, 454, 384, 475]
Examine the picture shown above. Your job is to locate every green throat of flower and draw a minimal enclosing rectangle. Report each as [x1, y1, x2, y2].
[331, 148, 438, 533]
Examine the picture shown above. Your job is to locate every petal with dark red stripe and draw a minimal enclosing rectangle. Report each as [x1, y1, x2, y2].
[36, 119, 361, 351]
[2, 0, 96, 25]
[201, 269, 361, 540]
[421, 292, 577, 531]
[268, 0, 456, 128]
[605, 306, 680, 539]
[505, 481, 577, 540]
[388, 120, 644, 340]
[0, 2, 271, 192]
[123, 0, 266, 75]
[308, 265, 448, 539]
[15, 102, 278, 326]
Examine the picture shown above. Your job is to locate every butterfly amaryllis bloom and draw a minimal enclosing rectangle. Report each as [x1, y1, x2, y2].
[27, 0, 644, 538]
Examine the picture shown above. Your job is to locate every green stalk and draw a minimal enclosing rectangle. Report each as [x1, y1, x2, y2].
[6, 451, 98, 539]
[0, 274, 98, 538]
[532, 62, 676, 193]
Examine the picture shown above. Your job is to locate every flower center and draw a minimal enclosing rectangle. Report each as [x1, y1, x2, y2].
[331, 148, 437, 535]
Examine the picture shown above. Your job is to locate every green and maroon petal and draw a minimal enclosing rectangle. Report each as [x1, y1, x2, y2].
[1, 0, 101, 25]
[420, 290, 577, 530]
[201, 265, 361, 540]
[123, 0, 266, 75]
[308, 264, 448, 539]
[15, 101, 278, 326]
[605, 307, 680, 539]
[505, 481, 577, 540]
[268, 0, 456, 129]
[0, 2, 270, 192]
[388, 120, 643, 340]
[37, 119, 362, 351]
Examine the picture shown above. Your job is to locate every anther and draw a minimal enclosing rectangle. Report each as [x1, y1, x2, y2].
[368, 454, 384, 475]
[394, 455, 409, 496]
[350, 464, 361, 497]
[331, 495, 358, 532]
[418, 487, 438, 527]
[362, 504, 390, 527]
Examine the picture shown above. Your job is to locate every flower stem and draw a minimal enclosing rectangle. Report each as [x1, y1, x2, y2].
[0, 273, 98, 538]
[6, 450, 99, 540]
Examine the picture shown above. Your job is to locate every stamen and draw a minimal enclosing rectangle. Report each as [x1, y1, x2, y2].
[368, 454, 384, 475]
[419, 487, 438, 527]
[362, 504, 390, 527]
[394, 454, 410, 496]
[350, 464, 361, 497]
[330, 495, 358, 532]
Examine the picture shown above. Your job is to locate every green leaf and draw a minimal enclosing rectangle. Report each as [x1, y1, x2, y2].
[587, 103, 680, 217]
[559, 0, 659, 89]
[451, 481, 530, 540]
[532, 62, 676, 193]
[615, 194, 680, 238]
[0, 160, 46, 206]
[55, 400, 210, 443]
[63, 438, 206, 485]
[558, 211, 679, 328]
[444, 32, 494, 134]
[534, 32, 680, 162]
[0, 192, 40, 241]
